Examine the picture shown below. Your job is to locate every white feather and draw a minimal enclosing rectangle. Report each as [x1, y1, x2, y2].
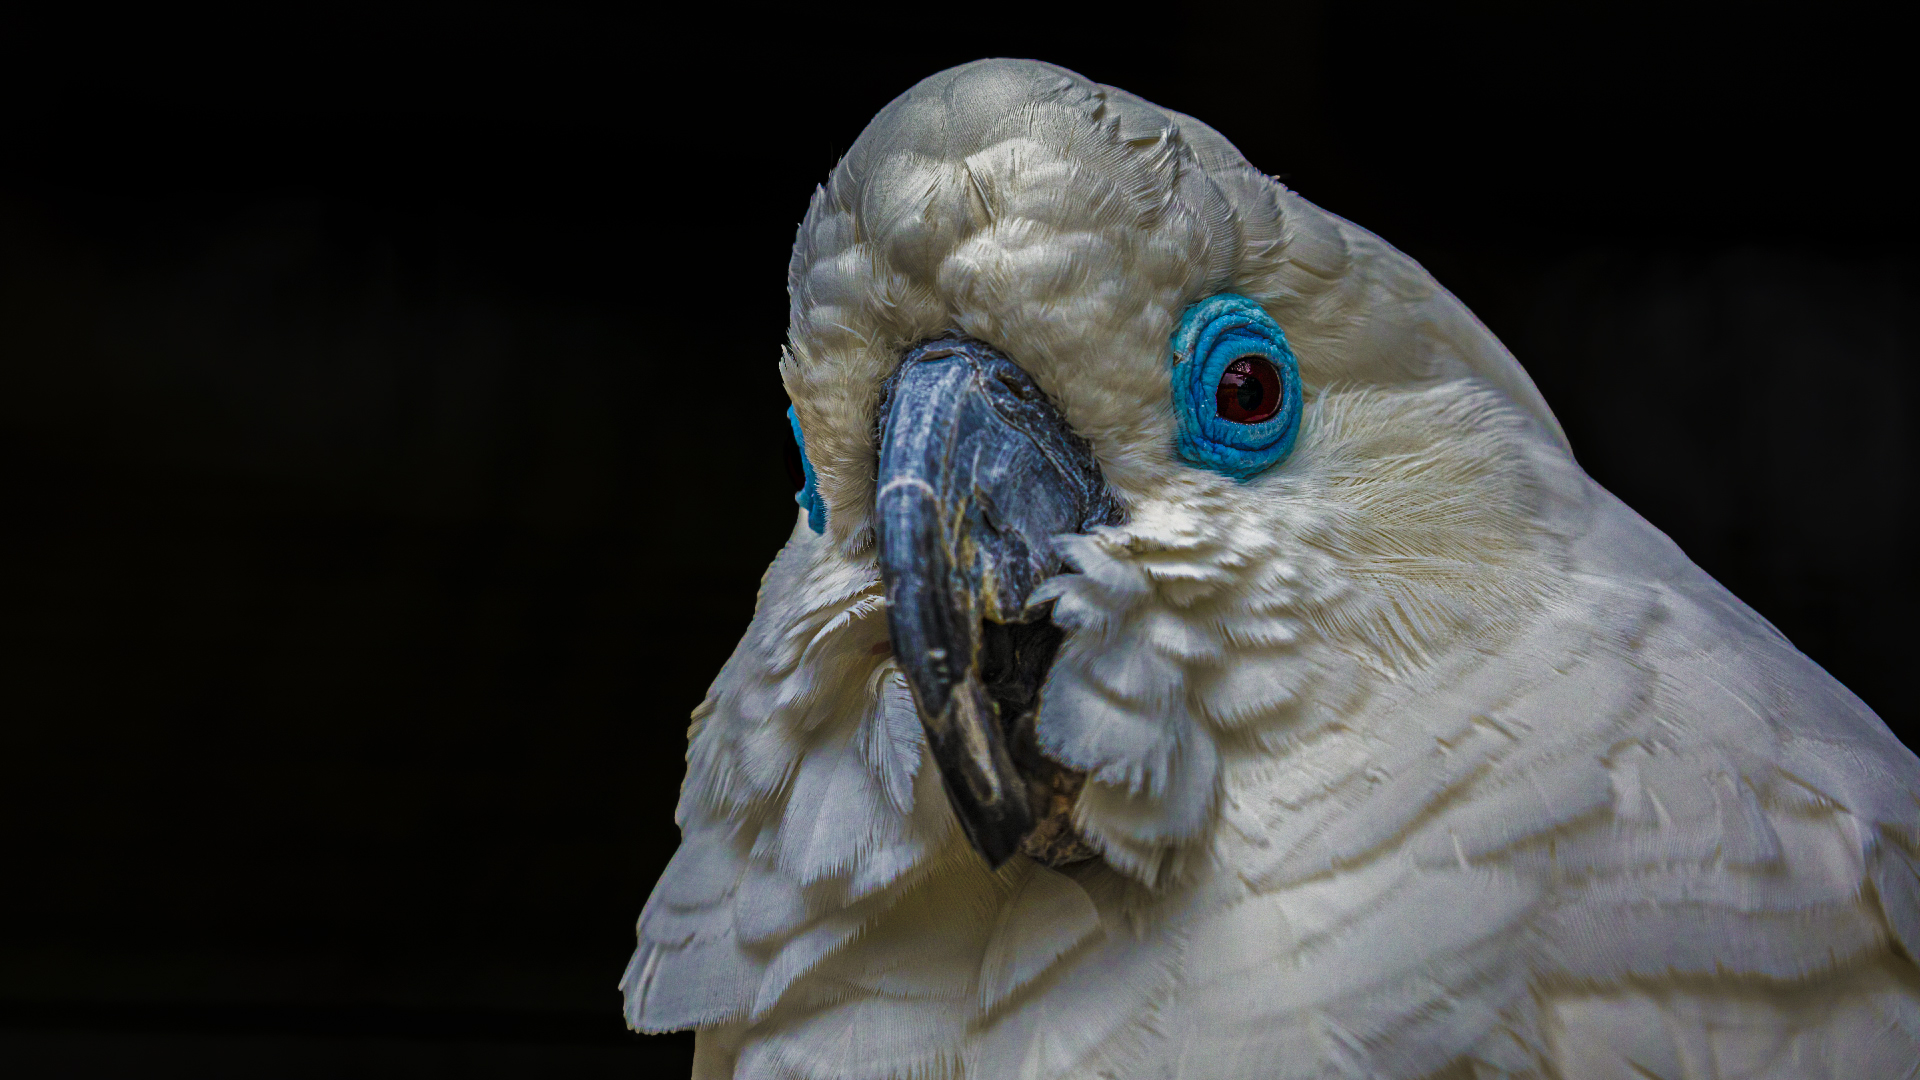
[977, 864, 1103, 1011]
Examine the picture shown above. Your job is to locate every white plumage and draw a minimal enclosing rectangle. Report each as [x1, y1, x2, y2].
[624, 59, 1920, 1078]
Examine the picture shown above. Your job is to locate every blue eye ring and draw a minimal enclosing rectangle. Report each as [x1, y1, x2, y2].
[787, 405, 826, 534]
[1169, 294, 1303, 480]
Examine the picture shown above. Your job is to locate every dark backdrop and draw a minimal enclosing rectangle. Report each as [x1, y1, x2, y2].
[2, 6, 1912, 1076]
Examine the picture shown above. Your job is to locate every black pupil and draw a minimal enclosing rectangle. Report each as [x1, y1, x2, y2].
[1216, 356, 1280, 423]
[1232, 371, 1264, 414]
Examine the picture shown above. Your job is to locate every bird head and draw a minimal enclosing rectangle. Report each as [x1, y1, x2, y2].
[688, 58, 1575, 887]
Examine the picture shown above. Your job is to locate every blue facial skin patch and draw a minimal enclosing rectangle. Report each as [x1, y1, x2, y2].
[1169, 294, 1304, 480]
[788, 405, 826, 534]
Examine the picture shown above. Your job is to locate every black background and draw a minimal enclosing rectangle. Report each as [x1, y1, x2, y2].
[1, 5, 1912, 1076]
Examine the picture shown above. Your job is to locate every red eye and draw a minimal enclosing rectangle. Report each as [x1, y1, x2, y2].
[1215, 356, 1282, 424]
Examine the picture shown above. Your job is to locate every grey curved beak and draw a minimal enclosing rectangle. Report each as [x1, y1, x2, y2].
[875, 336, 1119, 868]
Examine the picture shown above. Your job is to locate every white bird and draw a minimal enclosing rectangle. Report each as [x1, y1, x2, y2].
[623, 59, 1920, 1078]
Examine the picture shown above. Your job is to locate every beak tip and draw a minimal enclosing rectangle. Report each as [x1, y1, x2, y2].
[921, 676, 1037, 869]
[954, 805, 1033, 871]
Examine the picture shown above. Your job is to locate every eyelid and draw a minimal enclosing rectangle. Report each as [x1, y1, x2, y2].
[788, 405, 826, 534]
[1168, 294, 1304, 480]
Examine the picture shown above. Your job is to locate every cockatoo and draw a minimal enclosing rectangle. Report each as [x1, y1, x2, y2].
[623, 59, 1920, 1078]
